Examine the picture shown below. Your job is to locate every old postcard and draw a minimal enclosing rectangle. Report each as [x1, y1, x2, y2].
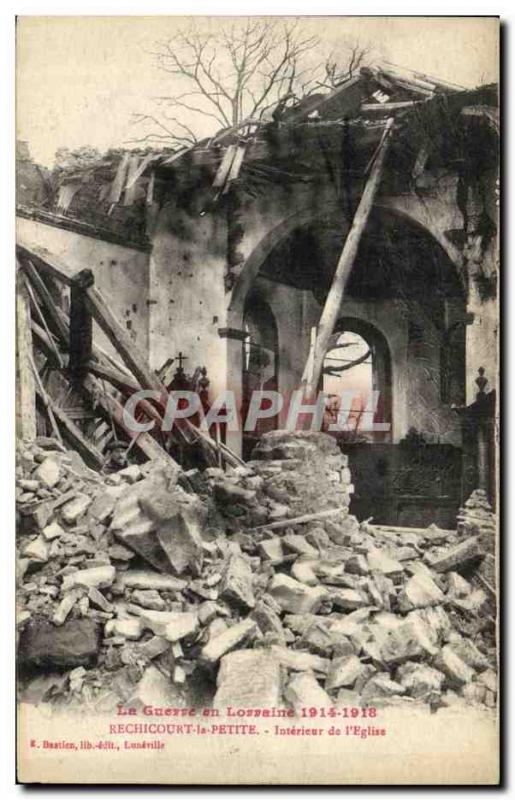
[15, 15, 500, 784]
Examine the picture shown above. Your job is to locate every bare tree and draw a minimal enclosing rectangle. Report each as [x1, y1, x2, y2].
[131, 22, 370, 148]
[317, 40, 371, 91]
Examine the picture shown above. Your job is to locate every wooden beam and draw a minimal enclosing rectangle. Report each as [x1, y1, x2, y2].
[16, 274, 37, 440]
[83, 281, 244, 466]
[250, 506, 346, 532]
[16, 244, 74, 286]
[83, 284, 165, 395]
[361, 101, 421, 112]
[305, 117, 395, 398]
[21, 258, 69, 345]
[83, 374, 174, 464]
[69, 269, 94, 380]
[35, 388, 104, 470]
[22, 247, 244, 469]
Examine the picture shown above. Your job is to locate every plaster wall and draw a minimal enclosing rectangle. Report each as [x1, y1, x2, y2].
[16, 216, 150, 360]
[148, 200, 229, 397]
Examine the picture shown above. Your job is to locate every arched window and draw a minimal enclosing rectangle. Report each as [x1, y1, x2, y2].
[322, 319, 392, 442]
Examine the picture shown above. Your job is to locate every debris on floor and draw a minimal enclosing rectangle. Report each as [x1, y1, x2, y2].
[16, 430, 497, 714]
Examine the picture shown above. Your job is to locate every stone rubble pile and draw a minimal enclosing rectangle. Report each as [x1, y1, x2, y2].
[16, 432, 497, 714]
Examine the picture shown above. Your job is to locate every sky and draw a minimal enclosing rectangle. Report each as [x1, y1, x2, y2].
[16, 16, 499, 166]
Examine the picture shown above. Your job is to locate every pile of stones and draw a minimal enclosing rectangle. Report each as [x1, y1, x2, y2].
[16, 432, 497, 714]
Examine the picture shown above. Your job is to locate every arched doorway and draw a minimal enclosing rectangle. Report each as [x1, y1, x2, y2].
[322, 318, 392, 443]
[241, 293, 279, 456]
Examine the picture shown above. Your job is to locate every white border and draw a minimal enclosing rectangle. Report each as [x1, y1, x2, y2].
[1, 5, 511, 798]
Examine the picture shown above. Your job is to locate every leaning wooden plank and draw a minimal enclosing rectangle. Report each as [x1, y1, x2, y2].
[32, 319, 140, 399]
[16, 275, 37, 440]
[16, 243, 74, 286]
[83, 280, 243, 464]
[305, 117, 395, 397]
[21, 258, 69, 345]
[28, 352, 63, 444]
[361, 101, 421, 112]
[83, 282, 165, 395]
[83, 374, 175, 464]
[370, 524, 455, 537]
[35, 387, 104, 470]
[86, 360, 140, 395]
[249, 507, 346, 533]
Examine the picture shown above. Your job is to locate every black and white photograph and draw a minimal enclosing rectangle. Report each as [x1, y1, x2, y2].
[14, 14, 499, 784]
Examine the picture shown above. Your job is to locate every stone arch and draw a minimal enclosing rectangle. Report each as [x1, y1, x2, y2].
[325, 315, 393, 443]
[225, 199, 464, 454]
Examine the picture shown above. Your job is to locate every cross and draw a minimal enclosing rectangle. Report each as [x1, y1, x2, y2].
[176, 351, 188, 370]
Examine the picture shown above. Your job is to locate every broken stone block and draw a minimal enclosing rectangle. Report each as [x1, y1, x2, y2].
[446, 572, 472, 598]
[88, 492, 116, 524]
[417, 605, 453, 644]
[19, 618, 100, 668]
[379, 613, 438, 666]
[367, 548, 404, 579]
[268, 503, 291, 521]
[285, 672, 332, 713]
[361, 673, 406, 701]
[291, 559, 319, 586]
[117, 570, 187, 592]
[198, 601, 219, 626]
[33, 457, 61, 489]
[88, 587, 113, 613]
[220, 555, 255, 610]
[258, 537, 284, 561]
[105, 617, 144, 640]
[345, 554, 369, 575]
[329, 587, 368, 611]
[61, 494, 92, 524]
[23, 536, 49, 562]
[435, 645, 476, 687]
[131, 589, 166, 611]
[299, 621, 334, 656]
[62, 565, 116, 592]
[282, 534, 318, 558]
[52, 589, 84, 625]
[451, 589, 489, 615]
[138, 636, 170, 660]
[283, 614, 319, 635]
[397, 572, 445, 612]
[107, 544, 134, 561]
[326, 655, 363, 691]
[449, 638, 490, 670]
[214, 649, 282, 709]
[268, 574, 327, 614]
[41, 522, 64, 541]
[135, 609, 198, 642]
[270, 645, 329, 674]
[118, 465, 142, 483]
[462, 682, 487, 704]
[213, 481, 257, 506]
[426, 536, 484, 573]
[251, 601, 285, 641]
[128, 665, 190, 709]
[395, 662, 445, 699]
[477, 668, 497, 693]
[201, 619, 258, 664]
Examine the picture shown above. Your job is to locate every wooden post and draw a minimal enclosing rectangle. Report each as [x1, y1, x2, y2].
[16, 274, 37, 440]
[69, 269, 94, 381]
[305, 118, 395, 398]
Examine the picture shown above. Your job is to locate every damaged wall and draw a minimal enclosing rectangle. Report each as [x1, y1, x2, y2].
[17, 215, 151, 360]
